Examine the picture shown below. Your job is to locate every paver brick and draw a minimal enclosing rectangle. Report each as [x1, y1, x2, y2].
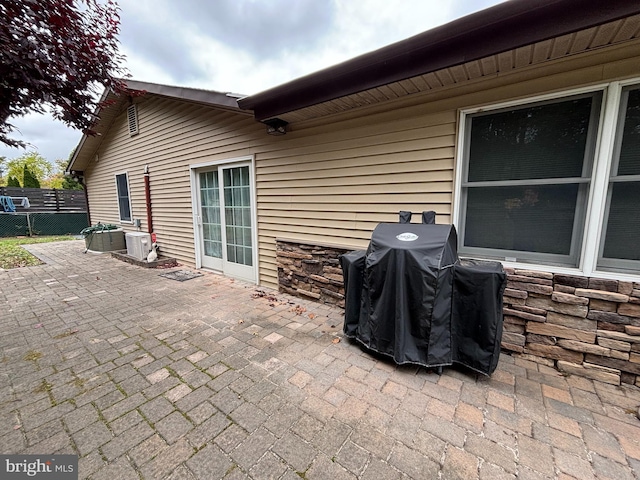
[361, 457, 402, 480]
[231, 427, 277, 470]
[488, 390, 516, 412]
[229, 401, 267, 432]
[108, 409, 145, 435]
[78, 450, 106, 479]
[310, 418, 351, 456]
[386, 409, 421, 444]
[455, 401, 485, 432]
[517, 434, 555, 476]
[591, 453, 636, 480]
[486, 405, 533, 435]
[465, 434, 517, 474]
[553, 448, 595, 480]
[306, 453, 357, 480]
[25, 430, 74, 455]
[531, 423, 584, 456]
[3, 241, 640, 480]
[214, 424, 249, 453]
[139, 437, 195, 479]
[101, 420, 154, 461]
[388, 441, 440, 480]
[442, 446, 480, 480]
[0, 430, 26, 455]
[427, 397, 456, 421]
[541, 384, 573, 404]
[249, 451, 289, 480]
[300, 394, 336, 422]
[421, 414, 466, 447]
[92, 389, 126, 411]
[175, 385, 214, 412]
[165, 464, 197, 480]
[26, 419, 63, 447]
[185, 443, 233, 479]
[72, 421, 113, 457]
[335, 440, 370, 476]
[479, 462, 516, 480]
[186, 411, 231, 449]
[63, 403, 100, 433]
[351, 424, 395, 460]
[618, 435, 640, 461]
[582, 424, 626, 463]
[101, 392, 146, 422]
[91, 456, 139, 480]
[412, 429, 447, 463]
[129, 433, 167, 467]
[155, 411, 194, 444]
[272, 432, 317, 472]
[181, 369, 211, 389]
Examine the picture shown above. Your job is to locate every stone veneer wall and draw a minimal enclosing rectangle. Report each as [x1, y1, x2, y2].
[276, 240, 349, 307]
[501, 269, 640, 387]
[276, 240, 640, 386]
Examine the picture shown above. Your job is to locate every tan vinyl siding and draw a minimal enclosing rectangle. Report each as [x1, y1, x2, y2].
[85, 98, 260, 266]
[253, 43, 640, 288]
[255, 111, 457, 271]
[85, 40, 640, 290]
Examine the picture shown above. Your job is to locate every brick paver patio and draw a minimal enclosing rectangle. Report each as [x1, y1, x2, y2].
[1, 240, 639, 479]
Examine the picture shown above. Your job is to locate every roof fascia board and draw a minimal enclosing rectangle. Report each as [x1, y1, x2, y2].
[238, 0, 640, 120]
[124, 80, 245, 111]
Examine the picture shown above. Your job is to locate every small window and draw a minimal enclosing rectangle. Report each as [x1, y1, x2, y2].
[127, 104, 139, 136]
[459, 92, 602, 267]
[115, 173, 132, 222]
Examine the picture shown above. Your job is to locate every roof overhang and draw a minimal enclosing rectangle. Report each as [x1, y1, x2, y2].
[237, 0, 640, 121]
[67, 80, 247, 173]
[124, 80, 245, 110]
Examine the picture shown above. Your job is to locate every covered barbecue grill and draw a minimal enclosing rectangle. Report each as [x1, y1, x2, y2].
[340, 214, 507, 375]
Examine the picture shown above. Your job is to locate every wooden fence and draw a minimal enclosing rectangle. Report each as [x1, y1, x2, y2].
[0, 187, 87, 212]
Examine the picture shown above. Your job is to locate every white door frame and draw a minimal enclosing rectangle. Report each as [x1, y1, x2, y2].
[190, 155, 258, 284]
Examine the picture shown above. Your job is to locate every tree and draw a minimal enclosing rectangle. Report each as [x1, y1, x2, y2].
[7, 176, 20, 187]
[62, 176, 84, 190]
[23, 165, 41, 188]
[48, 158, 83, 190]
[0, 0, 128, 148]
[4, 152, 53, 186]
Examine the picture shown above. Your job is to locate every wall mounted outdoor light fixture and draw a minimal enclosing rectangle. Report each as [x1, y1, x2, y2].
[264, 118, 288, 136]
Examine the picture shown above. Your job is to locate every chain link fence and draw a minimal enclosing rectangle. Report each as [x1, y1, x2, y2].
[0, 212, 89, 237]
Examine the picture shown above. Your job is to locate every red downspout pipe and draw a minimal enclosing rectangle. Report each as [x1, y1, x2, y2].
[144, 165, 153, 234]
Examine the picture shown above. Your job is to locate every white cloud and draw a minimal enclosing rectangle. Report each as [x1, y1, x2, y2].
[0, 0, 506, 165]
[0, 113, 81, 165]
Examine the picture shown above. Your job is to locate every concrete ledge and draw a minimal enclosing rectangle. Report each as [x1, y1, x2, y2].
[110, 250, 177, 268]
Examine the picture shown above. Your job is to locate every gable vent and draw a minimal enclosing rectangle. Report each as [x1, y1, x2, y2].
[127, 104, 139, 136]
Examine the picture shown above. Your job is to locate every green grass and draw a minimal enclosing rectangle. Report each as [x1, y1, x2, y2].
[0, 236, 75, 269]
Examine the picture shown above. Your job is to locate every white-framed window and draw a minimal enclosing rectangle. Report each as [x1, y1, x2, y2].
[455, 80, 640, 277]
[115, 172, 132, 223]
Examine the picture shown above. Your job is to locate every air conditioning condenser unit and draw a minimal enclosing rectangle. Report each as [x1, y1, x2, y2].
[125, 232, 152, 261]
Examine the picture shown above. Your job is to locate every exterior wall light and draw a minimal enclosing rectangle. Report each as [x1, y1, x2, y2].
[264, 118, 288, 136]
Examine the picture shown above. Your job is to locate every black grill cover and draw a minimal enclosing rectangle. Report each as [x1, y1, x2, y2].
[340, 249, 366, 337]
[340, 222, 506, 375]
[353, 223, 458, 367]
[452, 259, 506, 375]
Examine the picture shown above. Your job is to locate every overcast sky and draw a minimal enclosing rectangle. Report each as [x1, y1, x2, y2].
[0, 0, 504, 167]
